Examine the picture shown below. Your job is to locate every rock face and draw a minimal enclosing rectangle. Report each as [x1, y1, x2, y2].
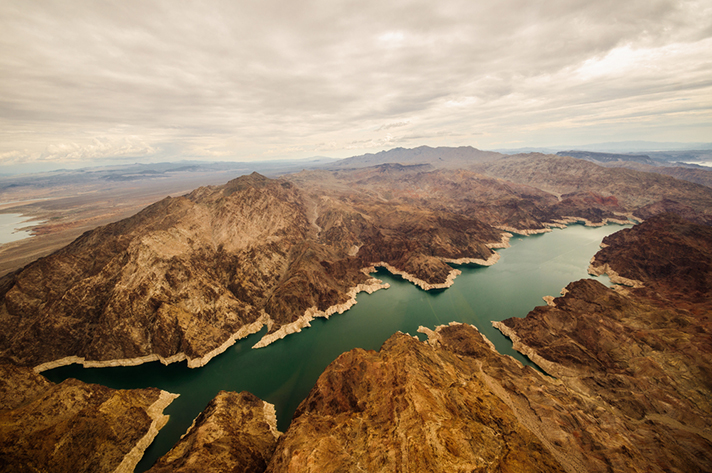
[0, 362, 177, 473]
[591, 212, 712, 301]
[0, 361, 52, 411]
[266, 325, 567, 473]
[266, 214, 712, 473]
[475, 152, 712, 221]
[3, 160, 646, 370]
[497, 214, 712, 472]
[147, 391, 281, 473]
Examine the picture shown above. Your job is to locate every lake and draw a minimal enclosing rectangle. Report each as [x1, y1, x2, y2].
[0, 213, 40, 244]
[43, 223, 630, 471]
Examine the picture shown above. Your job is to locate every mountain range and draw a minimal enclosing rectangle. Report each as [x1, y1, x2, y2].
[1, 146, 711, 472]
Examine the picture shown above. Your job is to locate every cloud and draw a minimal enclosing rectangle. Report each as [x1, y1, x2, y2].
[37, 137, 159, 163]
[375, 121, 410, 131]
[0, 0, 710, 166]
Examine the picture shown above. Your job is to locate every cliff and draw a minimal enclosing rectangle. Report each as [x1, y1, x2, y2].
[147, 391, 280, 473]
[263, 214, 712, 472]
[5, 153, 709, 371]
[0, 362, 177, 473]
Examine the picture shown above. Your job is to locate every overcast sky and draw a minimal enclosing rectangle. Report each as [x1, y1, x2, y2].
[1, 0, 711, 169]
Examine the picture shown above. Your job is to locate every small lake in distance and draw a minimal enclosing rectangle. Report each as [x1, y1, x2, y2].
[44, 223, 631, 471]
[0, 213, 40, 245]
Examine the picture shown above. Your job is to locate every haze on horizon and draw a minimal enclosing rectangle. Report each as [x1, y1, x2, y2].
[1, 0, 711, 172]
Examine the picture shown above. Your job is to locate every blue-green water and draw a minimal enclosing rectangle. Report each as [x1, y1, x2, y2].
[43, 223, 630, 471]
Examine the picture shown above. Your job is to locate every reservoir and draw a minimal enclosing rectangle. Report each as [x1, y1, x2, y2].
[44, 223, 630, 471]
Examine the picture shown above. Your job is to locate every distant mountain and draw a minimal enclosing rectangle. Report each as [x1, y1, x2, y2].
[495, 141, 712, 156]
[569, 141, 712, 152]
[555, 150, 659, 166]
[330, 145, 502, 169]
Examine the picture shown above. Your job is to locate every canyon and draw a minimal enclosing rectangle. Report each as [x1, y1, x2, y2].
[1, 147, 711, 471]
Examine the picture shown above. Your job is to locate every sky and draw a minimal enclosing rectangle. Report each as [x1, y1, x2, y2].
[1, 0, 711, 171]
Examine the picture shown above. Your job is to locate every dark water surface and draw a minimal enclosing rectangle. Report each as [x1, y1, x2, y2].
[43, 223, 630, 471]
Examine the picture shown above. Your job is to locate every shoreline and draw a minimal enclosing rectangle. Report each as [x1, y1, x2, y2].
[587, 259, 644, 288]
[369, 262, 461, 291]
[251, 247, 505, 349]
[34, 314, 271, 373]
[492, 321, 580, 378]
[114, 390, 180, 473]
[263, 401, 282, 439]
[497, 214, 636, 236]
[252, 275, 390, 348]
[34, 218, 636, 372]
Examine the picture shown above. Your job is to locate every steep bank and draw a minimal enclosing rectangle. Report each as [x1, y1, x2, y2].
[2, 156, 708, 372]
[147, 391, 280, 473]
[264, 214, 712, 472]
[0, 362, 177, 473]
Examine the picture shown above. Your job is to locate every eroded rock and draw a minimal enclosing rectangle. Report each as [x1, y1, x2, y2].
[0, 362, 177, 473]
[147, 391, 280, 473]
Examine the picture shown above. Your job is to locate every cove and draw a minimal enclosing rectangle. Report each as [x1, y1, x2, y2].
[43, 223, 630, 471]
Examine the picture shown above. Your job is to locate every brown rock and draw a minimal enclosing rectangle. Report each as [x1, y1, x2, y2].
[0, 361, 51, 411]
[267, 326, 568, 473]
[593, 212, 712, 302]
[147, 391, 281, 473]
[498, 215, 712, 472]
[0, 363, 177, 473]
[477, 152, 712, 218]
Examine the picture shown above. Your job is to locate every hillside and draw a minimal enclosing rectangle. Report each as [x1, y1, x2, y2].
[1, 147, 712, 471]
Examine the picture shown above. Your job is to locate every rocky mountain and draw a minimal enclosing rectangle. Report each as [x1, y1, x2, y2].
[262, 214, 712, 472]
[556, 150, 659, 165]
[0, 362, 176, 473]
[0, 169, 512, 369]
[147, 391, 280, 473]
[3, 151, 712, 371]
[0, 159, 634, 370]
[474, 153, 712, 223]
[267, 325, 567, 472]
[597, 160, 712, 189]
[329, 145, 503, 169]
[1, 145, 712, 471]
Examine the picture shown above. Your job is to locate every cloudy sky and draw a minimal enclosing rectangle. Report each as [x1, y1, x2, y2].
[1, 0, 711, 170]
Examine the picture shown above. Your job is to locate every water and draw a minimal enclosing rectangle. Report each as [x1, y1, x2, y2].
[0, 213, 39, 244]
[43, 223, 629, 471]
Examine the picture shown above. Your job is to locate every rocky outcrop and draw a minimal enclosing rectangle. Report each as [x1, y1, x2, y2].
[266, 325, 568, 473]
[477, 153, 712, 220]
[0, 361, 52, 411]
[1, 155, 708, 373]
[147, 391, 280, 473]
[494, 214, 712, 472]
[0, 361, 177, 473]
[0, 168, 527, 369]
[591, 212, 712, 302]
